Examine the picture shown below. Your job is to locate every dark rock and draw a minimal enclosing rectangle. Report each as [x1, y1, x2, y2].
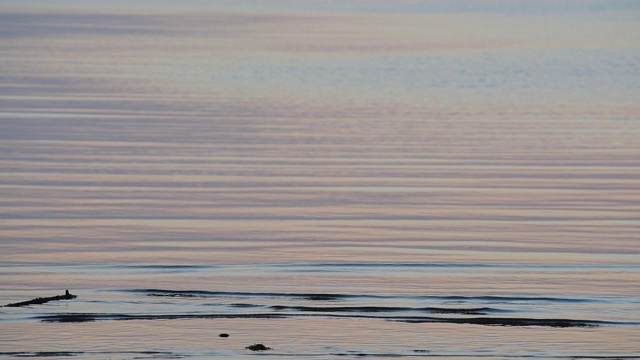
[245, 343, 271, 351]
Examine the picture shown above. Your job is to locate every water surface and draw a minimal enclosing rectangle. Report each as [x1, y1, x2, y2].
[1, 1, 639, 359]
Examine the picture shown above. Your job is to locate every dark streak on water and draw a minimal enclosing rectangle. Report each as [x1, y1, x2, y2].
[29, 288, 624, 328]
[0, 351, 183, 359]
[36, 312, 609, 328]
[268, 305, 502, 315]
[139, 288, 595, 303]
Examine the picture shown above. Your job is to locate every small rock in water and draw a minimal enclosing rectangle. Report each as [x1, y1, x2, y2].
[219, 333, 229, 338]
[245, 343, 271, 351]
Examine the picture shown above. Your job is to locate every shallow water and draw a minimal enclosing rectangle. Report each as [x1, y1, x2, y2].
[1, 1, 640, 359]
[1, 264, 640, 359]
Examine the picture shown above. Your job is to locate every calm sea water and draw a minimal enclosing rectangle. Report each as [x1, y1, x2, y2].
[1, 1, 639, 359]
